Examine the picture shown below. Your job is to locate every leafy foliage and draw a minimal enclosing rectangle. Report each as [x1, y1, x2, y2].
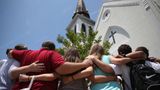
[57, 28, 111, 60]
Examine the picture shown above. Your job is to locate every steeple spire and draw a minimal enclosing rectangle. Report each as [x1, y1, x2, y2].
[72, 0, 90, 18]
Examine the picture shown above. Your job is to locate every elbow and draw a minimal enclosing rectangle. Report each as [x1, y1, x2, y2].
[9, 71, 16, 80]
[55, 65, 66, 75]
[9, 68, 20, 80]
[89, 78, 96, 83]
[92, 79, 97, 83]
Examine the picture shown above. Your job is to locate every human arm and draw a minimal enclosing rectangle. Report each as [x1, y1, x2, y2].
[55, 59, 92, 75]
[92, 58, 114, 74]
[126, 51, 145, 59]
[149, 57, 160, 63]
[155, 58, 160, 63]
[9, 61, 45, 80]
[63, 66, 117, 84]
[8, 50, 28, 61]
[88, 74, 117, 83]
[19, 73, 58, 82]
[110, 51, 145, 65]
[86, 55, 114, 74]
[86, 64, 117, 83]
[62, 66, 93, 84]
[110, 56, 135, 65]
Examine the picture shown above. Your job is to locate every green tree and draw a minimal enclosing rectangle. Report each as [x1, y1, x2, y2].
[56, 28, 111, 60]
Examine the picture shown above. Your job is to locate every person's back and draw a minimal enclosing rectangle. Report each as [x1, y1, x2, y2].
[0, 58, 15, 90]
[91, 55, 120, 90]
[12, 48, 64, 90]
[116, 44, 132, 90]
[110, 63, 131, 90]
[129, 46, 160, 90]
[145, 61, 160, 73]
[59, 78, 88, 90]
[0, 59, 7, 68]
[130, 59, 160, 90]
[0, 44, 28, 90]
[59, 48, 88, 90]
[11, 41, 92, 90]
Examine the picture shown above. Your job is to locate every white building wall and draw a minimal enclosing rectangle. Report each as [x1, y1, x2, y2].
[95, 0, 160, 57]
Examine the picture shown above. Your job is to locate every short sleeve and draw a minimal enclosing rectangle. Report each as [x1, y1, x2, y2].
[145, 61, 160, 73]
[12, 50, 28, 62]
[109, 64, 122, 75]
[8, 60, 20, 78]
[50, 51, 64, 70]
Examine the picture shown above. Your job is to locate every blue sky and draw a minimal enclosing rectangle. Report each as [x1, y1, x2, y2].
[0, 0, 103, 59]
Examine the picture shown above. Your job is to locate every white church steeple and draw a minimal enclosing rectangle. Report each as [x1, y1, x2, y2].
[66, 0, 95, 35]
[73, 0, 90, 18]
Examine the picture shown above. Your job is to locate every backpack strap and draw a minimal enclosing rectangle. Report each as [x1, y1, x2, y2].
[130, 66, 135, 90]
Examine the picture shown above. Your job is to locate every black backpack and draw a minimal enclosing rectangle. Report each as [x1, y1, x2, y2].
[130, 60, 160, 90]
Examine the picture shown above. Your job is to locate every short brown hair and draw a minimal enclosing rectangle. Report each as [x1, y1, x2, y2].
[42, 41, 55, 50]
[64, 48, 80, 62]
[6, 44, 28, 55]
[14, 44, 28, 50]
[118, 44, 132, 56]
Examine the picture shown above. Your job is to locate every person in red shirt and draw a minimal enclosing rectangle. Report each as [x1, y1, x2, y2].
[9, 41, 92, 90]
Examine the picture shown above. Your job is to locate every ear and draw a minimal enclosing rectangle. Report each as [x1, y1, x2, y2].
[8, 50, 13, 58]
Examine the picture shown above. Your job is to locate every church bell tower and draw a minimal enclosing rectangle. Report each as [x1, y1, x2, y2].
[66, 0, 95, 35]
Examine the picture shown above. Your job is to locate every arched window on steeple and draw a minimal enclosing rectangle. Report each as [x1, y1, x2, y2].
[74, 25, 77, 34]
[81, 23, 86, 35]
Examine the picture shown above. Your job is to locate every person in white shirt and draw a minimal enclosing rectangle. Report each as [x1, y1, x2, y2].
[111, 45, 160, 90]
[110, 44, 134, 90]
[0, 59, 7, 68]
[0, 44, 44, 90]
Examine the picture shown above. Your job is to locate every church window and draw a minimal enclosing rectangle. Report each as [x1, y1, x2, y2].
[74, 25, 77, 34]
[81, 23, 86, 35]
[102, 9, 110, 21]
[89, 26, 92, 30]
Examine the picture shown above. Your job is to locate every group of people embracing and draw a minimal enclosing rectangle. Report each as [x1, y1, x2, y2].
[0, 41, 160, 90]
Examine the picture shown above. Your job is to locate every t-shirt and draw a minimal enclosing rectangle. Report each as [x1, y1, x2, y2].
[145, 61, 160, 73]
[90, 55, 121, 90]
[110, 60, 160, 90]
[12, 48, 64, 90]
[110, 63, 132, 90]
[0, 58, 19, 90]
[0, 59, 7, 68]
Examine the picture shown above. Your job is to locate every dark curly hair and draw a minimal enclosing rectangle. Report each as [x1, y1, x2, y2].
[118, 44, 132, 56]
